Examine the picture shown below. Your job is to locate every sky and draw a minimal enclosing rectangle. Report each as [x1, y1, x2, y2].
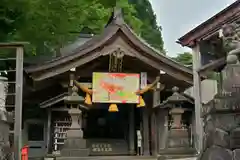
[149, 0, 236, 57]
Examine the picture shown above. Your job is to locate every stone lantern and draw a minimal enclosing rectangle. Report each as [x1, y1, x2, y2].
[58, 85, 89, 159]
[163, 87, 193, 149]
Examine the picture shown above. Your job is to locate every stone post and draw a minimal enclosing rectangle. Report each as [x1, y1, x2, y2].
[0, 76, 8, 119]
[0, 76, 12, 160]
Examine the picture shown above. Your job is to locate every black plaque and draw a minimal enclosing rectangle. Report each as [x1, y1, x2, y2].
[88, 139, 129, 156]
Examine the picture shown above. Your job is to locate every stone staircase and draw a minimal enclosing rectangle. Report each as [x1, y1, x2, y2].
[55, 156, 157, 160]
[29, 156, 198, 160]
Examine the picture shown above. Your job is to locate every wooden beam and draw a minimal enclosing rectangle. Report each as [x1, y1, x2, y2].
[132, 51, 193, 84]
[197, 57, 226, 75]
[46, 109, 52, 153]
[39, 93, 68, 108]
[0, 42, 29, 49]
[30, 51, 101, 81]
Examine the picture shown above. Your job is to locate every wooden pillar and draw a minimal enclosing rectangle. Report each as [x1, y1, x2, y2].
[129, 106, 135, 155]
[150, 112, 157, 156]
[46, 109, 52, 153]
[151, 89, 160, 155]
[142, 108, 150, 155]
[157, 109, 168, 150]
[14, 47, 24, 160]
[192, 44, 203, 153]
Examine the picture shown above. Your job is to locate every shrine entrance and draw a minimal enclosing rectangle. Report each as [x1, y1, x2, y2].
[84, 104, 141, 156]
[85, 104, 129, 139]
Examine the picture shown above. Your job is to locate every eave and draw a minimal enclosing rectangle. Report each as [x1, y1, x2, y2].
[177, 0, 240, 47]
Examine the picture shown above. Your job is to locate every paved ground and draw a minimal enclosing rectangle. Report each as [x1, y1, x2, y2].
[170, 158, 197, 160]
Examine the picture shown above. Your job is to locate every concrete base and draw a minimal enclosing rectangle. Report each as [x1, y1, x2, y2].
[60, 148, 90, 157]
[0, 111, 11, 160]
[60, 137, 89, 157]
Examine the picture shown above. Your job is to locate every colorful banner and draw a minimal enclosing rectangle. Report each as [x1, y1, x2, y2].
[92, 72, 140, 103]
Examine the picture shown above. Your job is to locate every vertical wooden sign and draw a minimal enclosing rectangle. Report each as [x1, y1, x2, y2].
[140, 72, 147, 89]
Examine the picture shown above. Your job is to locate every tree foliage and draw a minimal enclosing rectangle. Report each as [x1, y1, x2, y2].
[172, 52, 192, 66]
[129, 0, 165, 53]
[0, 0, 164, 57]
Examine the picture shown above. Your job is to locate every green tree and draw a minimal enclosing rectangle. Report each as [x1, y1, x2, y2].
[0, 0, 29, 41]
[172, 52, 192, 66]
[129, 0, 165, 53]
[0, 0, 164, 57]
[13, 0, 110, 56]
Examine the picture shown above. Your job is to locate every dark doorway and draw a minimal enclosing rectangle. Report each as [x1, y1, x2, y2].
[84, 104, 129, 139]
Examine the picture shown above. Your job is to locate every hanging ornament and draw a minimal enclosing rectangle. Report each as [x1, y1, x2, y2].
[137, 96, 145, 107]
[108, 104, 119, 112]
[136, 76, 160, 107]
[74, 80, 93, 105]
[84, 93, 92, 105]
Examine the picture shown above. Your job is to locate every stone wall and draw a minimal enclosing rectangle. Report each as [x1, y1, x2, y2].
[199, 65, 240, 160]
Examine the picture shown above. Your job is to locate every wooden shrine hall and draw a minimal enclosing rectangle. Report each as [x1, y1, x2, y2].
[20, 7, 197, 160]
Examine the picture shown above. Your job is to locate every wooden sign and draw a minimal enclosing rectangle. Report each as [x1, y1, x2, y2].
[140, 72, 147, 89]
[89, 139, 129, 156]
[92, 72, 140, 103]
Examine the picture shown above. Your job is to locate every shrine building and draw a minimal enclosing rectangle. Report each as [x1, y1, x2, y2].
[11, 7, 199, 160]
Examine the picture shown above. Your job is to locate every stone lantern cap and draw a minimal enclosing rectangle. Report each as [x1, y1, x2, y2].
[0, 76, 7, 81]
[169, 108, 185, 114]
[166, 87, 191, 103]
[158, 86, 193, 109]
[64, 86, 84, 104]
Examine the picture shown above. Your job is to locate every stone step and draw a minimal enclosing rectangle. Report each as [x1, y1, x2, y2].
[55, 156, 157, 160]
[159, 148, 196, 155]
[158, 155, 197, 160]
[168, 158, 196, 160]
[36, 155, 198, 160]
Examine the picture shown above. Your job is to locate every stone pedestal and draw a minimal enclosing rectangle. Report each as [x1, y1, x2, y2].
[199, 65, 240, 160]
[167, 108, 191, 148]
[59, 108, 89, 158]
[0, 116, 12, 160]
